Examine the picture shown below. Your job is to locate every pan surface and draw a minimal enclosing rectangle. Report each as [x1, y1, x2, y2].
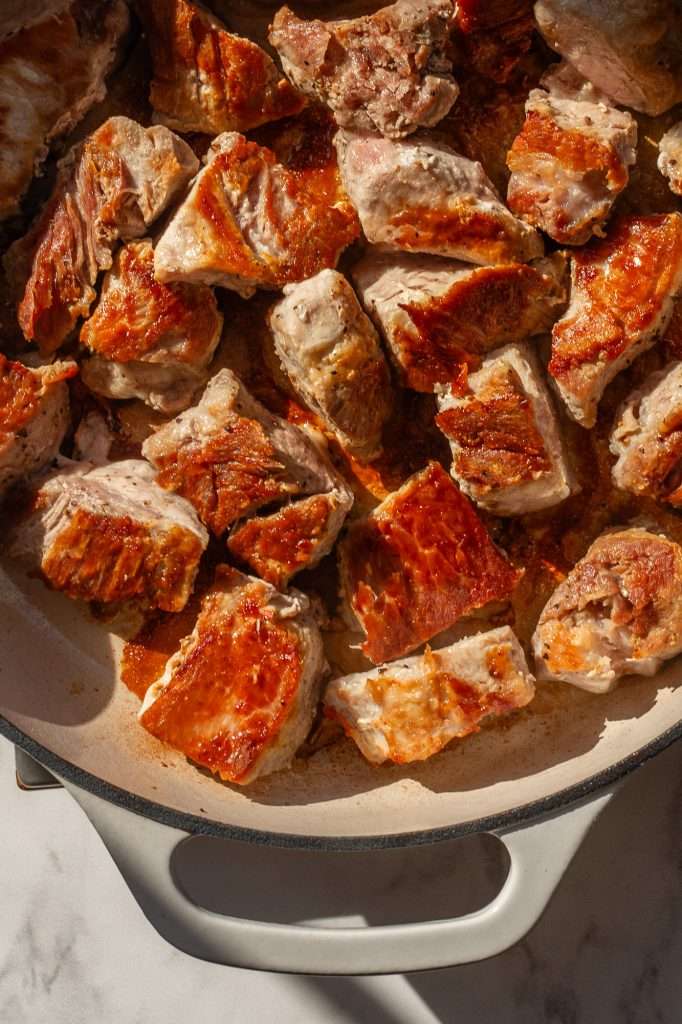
[1, 562, 680, 849]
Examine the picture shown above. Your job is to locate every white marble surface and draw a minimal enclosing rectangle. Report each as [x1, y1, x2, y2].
[0, 736, 680, 1024]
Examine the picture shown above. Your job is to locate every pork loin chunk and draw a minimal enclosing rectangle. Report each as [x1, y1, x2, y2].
[534, 0, 682, 116]
[143, 369, 353, 584]
[7, 116, 199, 354]
[139, 566, 326, 785]
[138, 0, 303, 135]
[506, 63, 637, 245]
[339, 461, 521, 664]
[352, 250, 565, 391]
[532, 527, 682, 692]
[9, 459, 208, 612]
[325, 627, 535, 765]
[269, 1, 458, 139]
[610, 362, 682, 506]
[80, 240, 223, 414]
[154, 131, 359, 298]
[549, 213, 682, 427]
[0, 0, 129, 222]
[335, 130, 543, 265]
[658, 123, 682, 197]
[268, 269, 393, 460]
[436, 343, 574, 515]
[0, 355, 77, 497]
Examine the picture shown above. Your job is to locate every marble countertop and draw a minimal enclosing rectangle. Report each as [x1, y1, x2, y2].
[1, 736, 680, 1024]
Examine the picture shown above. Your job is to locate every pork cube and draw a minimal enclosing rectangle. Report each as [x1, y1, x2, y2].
[142, 369, 353, 581]
[139, 565, 326, 785]
[658, 122, 682, 197]
[334, 130, 543, 265]
[7, 116, 199, 354]
[138, 0, 303, 135]
[610, 362, 682, 506]
[532, 527, 682, 692]
[0, 355, 77, 497]
[268, 269, 393, 460]
[534, 0, 682, 116]
[9, 459, 208, 611]
[80, 240, 223, 414]
[0, 1, 70, 38]
[269, 1, 458, 139]
[0, 0, 129, 221]
[153, 131, 359, 298]
[506, 63, 637, 245]
[549, 213, 682, 427]
[324, 626, 535, 764]
[352, 250, 566, 391]
[339, 461, 521, 664]
[436, 343, 574, 515]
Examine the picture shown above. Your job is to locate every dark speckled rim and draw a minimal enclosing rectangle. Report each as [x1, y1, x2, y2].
[2, 714, 681, 850]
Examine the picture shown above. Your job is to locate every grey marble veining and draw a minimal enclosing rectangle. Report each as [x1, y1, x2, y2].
[0, 737, 680, 1024]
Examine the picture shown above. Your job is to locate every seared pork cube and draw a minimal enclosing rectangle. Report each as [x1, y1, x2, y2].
[658, 123, 682, 197]
[10, 459, 208, 611]
[335, 130, 543, 265]
[268, 269, 393, 460]
[352, 250, 566, 391]
[436, 343, 574, 515]
[154, 132, 359, 298]
[138, 0, 303, 135]
[339, 461, 520, 664]
[325, 626, 535, 764]
[80, 240, 223, 414]
[7, 116, 199, 354]
[0, 1, 71, 37]
[506, 63, 637, 245]
[549, 213, 682, 427]
[0, 355, 77, 497]
[269, 1, 458, 139]
[534, 0, 682, 116]
[143, 370, 353, 580]
[139, 565, 326, 785]
[532, 527, 682, 692]
[610, 362, 682, 506]
[0, 0, 129, 222]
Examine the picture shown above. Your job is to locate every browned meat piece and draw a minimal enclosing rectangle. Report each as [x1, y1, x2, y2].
[453, 0, 534, 83]
[80, 240, 223, 414]
[0, 0, 129, 222]
[610, 362, 682, 506]
[534, 0, 682, 116]
[338, 461, 521, 664]
[436, 342, 574, 515]
[139, 565, 326, 785]
[658, 122, 682, 197]
[0, 355, 77, 497]
[532, 527, 682, 692]
[549, 213, 682, 427]
[9, 458, 208, 612]
[138, 0, 303, 135]
[7, 116, 199, 355]
[142, 369, 353, 585]
[268, 269, 393, 461]
[325, 626, 535, 764]
[335, 129, 543, 265]
[269, 1, 458, 139]
[352, 250, 566, 391]
[0, 1, 70, 39]
[506, 63, 637, 245]
[153, 131, 359, 298]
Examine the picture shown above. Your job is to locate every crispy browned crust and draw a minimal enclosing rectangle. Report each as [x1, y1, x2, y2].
[436, 364, 551, 492]
[139, 0, 304, 134]
[454, 0, 534, 83]
[80, 240, 221, 363]
[339, 462, 521, 664]
[139, 567, 305, 783]
[388, 203, 525, 265]
[0, 353, 76, 439]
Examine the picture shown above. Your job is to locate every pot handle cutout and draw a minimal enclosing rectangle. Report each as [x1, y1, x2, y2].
[60, 778, 614, 974]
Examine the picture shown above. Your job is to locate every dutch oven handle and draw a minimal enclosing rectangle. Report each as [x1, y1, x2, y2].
[60, 778, 614, 974]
